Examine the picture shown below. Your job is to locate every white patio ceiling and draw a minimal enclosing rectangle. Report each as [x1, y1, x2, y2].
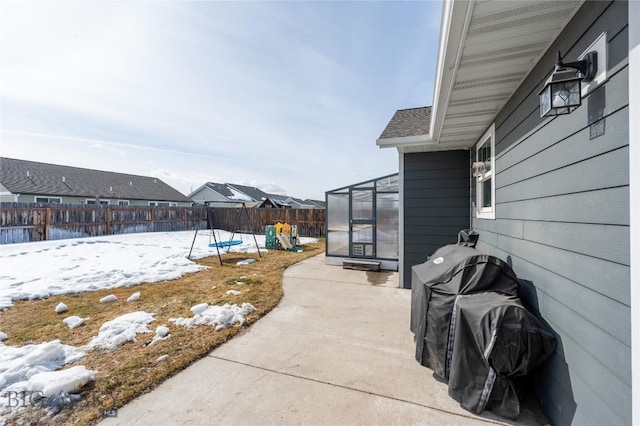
[400, 0, 583, 153]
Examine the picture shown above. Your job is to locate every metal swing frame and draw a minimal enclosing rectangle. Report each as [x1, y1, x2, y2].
[187, 201, 262, 265]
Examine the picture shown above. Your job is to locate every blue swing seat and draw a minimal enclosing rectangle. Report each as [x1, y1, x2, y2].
[209, 240, 243, 248]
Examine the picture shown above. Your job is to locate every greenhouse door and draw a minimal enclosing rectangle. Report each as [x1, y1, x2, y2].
[350, 188, 375, 258]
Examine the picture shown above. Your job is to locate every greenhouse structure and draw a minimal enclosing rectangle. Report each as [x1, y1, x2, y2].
[325, 173, 399, 270]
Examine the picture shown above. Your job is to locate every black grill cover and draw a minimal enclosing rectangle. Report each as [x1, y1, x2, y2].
[410, 244, 520, 377]
[448, 293, 556, 419]
[410, 243, 556, 419]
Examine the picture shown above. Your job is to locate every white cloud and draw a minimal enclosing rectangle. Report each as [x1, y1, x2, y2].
[1, 1, 442, 201]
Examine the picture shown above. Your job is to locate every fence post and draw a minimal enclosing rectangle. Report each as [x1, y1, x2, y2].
[43, 208, 51, 241]
[150, 207, 154, 232]
[106, 207, 111, 235]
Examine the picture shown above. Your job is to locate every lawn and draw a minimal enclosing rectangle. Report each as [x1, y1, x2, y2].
[0, 240, 325, 425]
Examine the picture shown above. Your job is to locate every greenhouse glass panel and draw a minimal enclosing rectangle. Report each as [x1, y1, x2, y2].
[352, 190, 373, 220]
[376, 193, 399, 259]
[327, 193, 349, 256]
[376, 175, 399, 192]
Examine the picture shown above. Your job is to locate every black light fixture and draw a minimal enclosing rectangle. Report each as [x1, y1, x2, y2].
[538, 50, 598, 117]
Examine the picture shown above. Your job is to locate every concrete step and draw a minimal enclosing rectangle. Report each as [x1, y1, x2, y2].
[342, 259, 381, 272]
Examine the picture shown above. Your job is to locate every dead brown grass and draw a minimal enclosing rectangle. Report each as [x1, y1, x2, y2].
[0, 241, 325, 425]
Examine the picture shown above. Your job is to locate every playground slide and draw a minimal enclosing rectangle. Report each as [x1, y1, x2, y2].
[276, 234, 293, 250]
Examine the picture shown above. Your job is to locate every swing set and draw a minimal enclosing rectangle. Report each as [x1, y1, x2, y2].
[187, 201, 262, 266]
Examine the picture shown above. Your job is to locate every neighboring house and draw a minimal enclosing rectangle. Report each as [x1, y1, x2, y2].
[0, 157, 191, 206]
[285, 197, 317, 209]
[189, 182, 322, 209]
[305, 199, 326, 209]
[377, 1, 637, 425]
[189, 182, 239, 207]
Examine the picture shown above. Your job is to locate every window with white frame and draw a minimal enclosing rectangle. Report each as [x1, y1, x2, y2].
[149, 201, 177, 207]
[85, 199, 109, 205]
[35, 196, 61, 203]
[117, 200, 129, 206]
[473, 124, 495, 219]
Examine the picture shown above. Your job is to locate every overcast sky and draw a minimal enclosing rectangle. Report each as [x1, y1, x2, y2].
[1, 1, 442, 201]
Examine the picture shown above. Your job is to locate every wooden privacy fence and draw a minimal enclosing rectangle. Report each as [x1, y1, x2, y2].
[208, 207, 326, 238]
[0, 203, 325, 244]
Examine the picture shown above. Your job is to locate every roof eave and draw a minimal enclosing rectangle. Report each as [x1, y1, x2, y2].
[429, 0, 474, 146]
[376, 134, 434, 149]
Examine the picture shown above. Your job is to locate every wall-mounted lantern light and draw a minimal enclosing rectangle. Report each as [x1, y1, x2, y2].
[538, 50, 598, 117]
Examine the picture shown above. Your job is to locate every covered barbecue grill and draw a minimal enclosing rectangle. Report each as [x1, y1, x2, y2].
[411, 240, 556, 419]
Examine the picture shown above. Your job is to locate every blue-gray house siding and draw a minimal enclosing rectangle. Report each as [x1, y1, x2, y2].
[402, 150, 469, 289]
[471, 1, 630, 424]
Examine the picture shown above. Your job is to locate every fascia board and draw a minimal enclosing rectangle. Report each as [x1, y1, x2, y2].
[376, 134, 433, 148]
[429, 0, 475, 144]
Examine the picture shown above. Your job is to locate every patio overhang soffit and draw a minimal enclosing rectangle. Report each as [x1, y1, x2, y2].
[382, 0, 584, 154]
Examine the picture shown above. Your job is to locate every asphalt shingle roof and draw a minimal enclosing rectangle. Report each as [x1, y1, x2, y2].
[0, 157, 190, 202]
[226, 184, 269, 202]
[378, 106, 432, 140]
[205, 182, 235, 198]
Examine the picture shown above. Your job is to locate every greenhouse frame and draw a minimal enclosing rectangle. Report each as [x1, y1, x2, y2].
[325, 173, 399, 270]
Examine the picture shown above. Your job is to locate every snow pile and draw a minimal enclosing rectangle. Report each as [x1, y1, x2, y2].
[226, 290, 242, 296]
[156, 355, 169, 363]
[7, 366, 95, 398]
[149, 326, 171, 346]
[55, 303, 68, 313]
[87, 311, 155, 350]
[62, 316, 86, 329]
[236, 259, 256, 265]
[170, 303, 256, 331]
[0, 332, 8, 342]
[0, 340, 86, 404]
[127, 292, 141, 302]
[99, 295, 117, 303]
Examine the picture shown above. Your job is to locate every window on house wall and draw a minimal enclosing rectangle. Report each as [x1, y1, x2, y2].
[35, 197, 61, 203]
[117, 200, 129, 206]
[86, 199, 109, 205]
[474, 124, 495, 220]
[149, 201, 176, 207]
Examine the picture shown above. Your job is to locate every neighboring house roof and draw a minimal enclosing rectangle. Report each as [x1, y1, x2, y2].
[287, 197, 315, 208]
[266, 193, 291, 208]
[226, 183, 269, 202]
[305, 199, 326, 208]
[203, 182, 235, 198]
[0, 157, 190, 202]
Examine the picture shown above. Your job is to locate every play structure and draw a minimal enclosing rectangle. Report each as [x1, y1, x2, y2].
[265, 222, 302, 252]
[187, 202, 261, 265]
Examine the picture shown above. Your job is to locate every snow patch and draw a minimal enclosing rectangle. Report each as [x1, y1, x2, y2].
[55, 302, 68, 313]
[0, 332, 7, 342]
[226, 290, 241, 296]
[87, 311, 155, 350]
[0, 339, 85, 405]
[236, 259, 256, 265]
[0, 230, 317, 310]
[127, 292, 141, 302]
[149, 326, 171, 346]
[7, 366, 95, 398]
[99, 294, 117, 303]
[62, 316, 86, 329]
[156, 355, 169, 363]
[170, 303, 256, 331]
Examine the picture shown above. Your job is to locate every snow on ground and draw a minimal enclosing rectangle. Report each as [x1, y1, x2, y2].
[170, 302, 256, 331]
[0, 230, 318, 310]
[86, 311, 156, 351]
[0, 340, 88, 406]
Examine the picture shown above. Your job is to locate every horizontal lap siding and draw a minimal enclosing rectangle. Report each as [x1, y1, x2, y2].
[472, 1, 630, 424]
[403, 150, 470, 288]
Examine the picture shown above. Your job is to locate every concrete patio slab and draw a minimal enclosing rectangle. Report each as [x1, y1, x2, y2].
[101, 254, 544, 426]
